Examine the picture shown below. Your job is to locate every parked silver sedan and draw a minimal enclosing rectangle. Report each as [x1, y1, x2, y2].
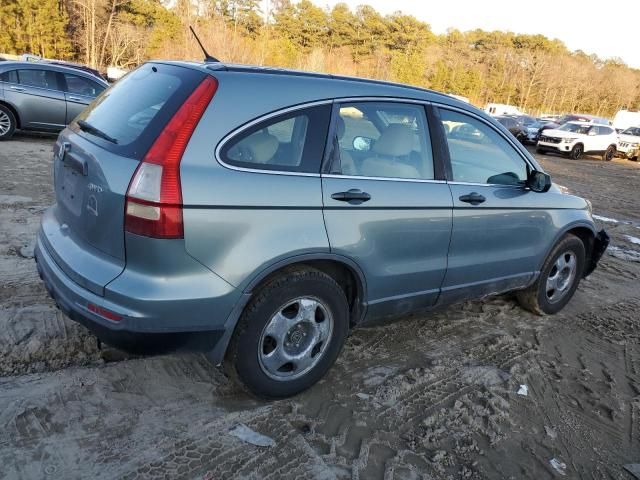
[0, 61, 108, 139]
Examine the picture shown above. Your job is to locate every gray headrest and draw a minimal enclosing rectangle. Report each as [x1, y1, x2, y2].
[242, 132, 279, 163]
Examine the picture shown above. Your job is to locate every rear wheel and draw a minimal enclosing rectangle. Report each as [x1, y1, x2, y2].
[602, 145, 615, 161]
[224, 267, 349, 399]
[516, 235, 585, 315]
[569, 144, 583, 160]
[0, 105, 16, 140]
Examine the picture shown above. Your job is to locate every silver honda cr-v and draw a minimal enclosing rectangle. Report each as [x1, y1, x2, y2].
[35, 61, 609, 398]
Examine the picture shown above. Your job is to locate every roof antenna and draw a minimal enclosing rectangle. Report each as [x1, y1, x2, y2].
[189, 26, 220, 63]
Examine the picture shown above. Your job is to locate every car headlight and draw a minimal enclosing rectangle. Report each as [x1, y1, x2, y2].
[586, 199, 593, 216]
[563, 138, 577, 143]
[632, 143, 640, 148]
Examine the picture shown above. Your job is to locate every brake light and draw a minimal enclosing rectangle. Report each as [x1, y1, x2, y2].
[125, 76, 218, 238]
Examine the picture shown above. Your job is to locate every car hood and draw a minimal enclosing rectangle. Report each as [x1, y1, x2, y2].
[541, 129, 584, 139]
[617, 134, 640, 143]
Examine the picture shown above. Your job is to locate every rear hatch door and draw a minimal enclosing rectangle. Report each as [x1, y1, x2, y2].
[46, 63, 207, 294]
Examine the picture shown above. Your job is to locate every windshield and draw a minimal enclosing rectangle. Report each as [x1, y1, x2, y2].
[559, 123, 590, 134]
[622, 127, 640, 136]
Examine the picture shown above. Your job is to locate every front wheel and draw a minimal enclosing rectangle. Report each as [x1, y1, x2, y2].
[516, 235, 585, 315]
[602, 145, 615, 161]
[569, 144, 583, 160]
[224, 267, 349, 399]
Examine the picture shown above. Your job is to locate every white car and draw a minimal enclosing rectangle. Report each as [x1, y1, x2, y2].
[537, 121, 618, 161]
[616, 126, 640, 161]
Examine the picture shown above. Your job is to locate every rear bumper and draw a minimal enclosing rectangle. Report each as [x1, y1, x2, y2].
[584, 229, 609, 277]
[35, 229, 241, 352]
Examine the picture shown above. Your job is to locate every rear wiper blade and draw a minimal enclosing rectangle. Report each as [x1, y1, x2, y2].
[77, 120, 118, 144]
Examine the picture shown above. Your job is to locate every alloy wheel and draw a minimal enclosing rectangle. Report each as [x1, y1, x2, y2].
[0, 111, 10, 136]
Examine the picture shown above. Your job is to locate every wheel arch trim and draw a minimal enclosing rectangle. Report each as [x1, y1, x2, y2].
[207, 253, 368, 366]
[537, 220, 596, 273]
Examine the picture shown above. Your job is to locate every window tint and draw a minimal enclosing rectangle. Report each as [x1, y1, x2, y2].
[63, 73, 105, 97]
[221, 104, 331, 173]
[76, 63, 206, 158]
[440, 109, 528, 185]
[1, 70, 18, 83]
[17, 69, 60, 90]
[334, 102, 434, 180]
[598, 126, 613, 135]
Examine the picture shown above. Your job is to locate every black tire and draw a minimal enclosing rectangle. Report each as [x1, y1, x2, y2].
[602, 145, 615, 161]
[536, 147, 546, 155]
[516, 235, 585, 315]
[0, 104, 17, 140]
[569, 143, 583, 160]
[224, 266, 349, 399]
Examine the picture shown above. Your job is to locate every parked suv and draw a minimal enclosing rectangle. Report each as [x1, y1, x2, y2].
[34, 61, 609, 398]
[537, 113, 610, 137]
[537, 121, 618, 160]
[0, 61, 108, 139]
[616, 126, 640, 161]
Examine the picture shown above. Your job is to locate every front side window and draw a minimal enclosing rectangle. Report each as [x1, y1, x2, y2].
[440, 109, 528, 185]
[63, 73, 105, 97]
[221, 104, 331, 173]
[333, 102, 434, 180]
[17, 69, 60, 90]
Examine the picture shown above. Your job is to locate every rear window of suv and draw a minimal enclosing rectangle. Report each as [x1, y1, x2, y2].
[74, 63, 206, 159]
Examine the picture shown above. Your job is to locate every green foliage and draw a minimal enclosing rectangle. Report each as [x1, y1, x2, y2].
[0, 0, 72, 58]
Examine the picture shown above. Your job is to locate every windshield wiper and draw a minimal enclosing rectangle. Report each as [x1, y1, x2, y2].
[77, 120, 118, 144]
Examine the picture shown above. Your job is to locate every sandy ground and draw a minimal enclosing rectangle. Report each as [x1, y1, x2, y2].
[1, 134, 639, 480]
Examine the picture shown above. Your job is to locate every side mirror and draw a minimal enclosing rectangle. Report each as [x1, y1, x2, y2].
[588, 129, 597, 136]
[352, 136, 372, 152]
[527, 170, 552, 192]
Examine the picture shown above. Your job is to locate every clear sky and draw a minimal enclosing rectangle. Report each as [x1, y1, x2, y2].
[268, 0, 640, 69]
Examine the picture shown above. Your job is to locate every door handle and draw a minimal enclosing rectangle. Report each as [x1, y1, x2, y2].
[331, 189, 371, 204]
[10, 86, 25, 92]
[68, 96, 82, 101]
[459, 192, 486, 205]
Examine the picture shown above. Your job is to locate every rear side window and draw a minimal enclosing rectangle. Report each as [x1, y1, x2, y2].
[75, 63, 206, 159]
[333, 102, 434, 180]
[220, 105, 331, 173]
[1, 70, 18, 83]
[17, 69, 61, 90]
[63, 73, 105, 97]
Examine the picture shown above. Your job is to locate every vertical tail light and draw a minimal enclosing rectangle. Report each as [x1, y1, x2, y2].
[125, 76, 218, 239]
